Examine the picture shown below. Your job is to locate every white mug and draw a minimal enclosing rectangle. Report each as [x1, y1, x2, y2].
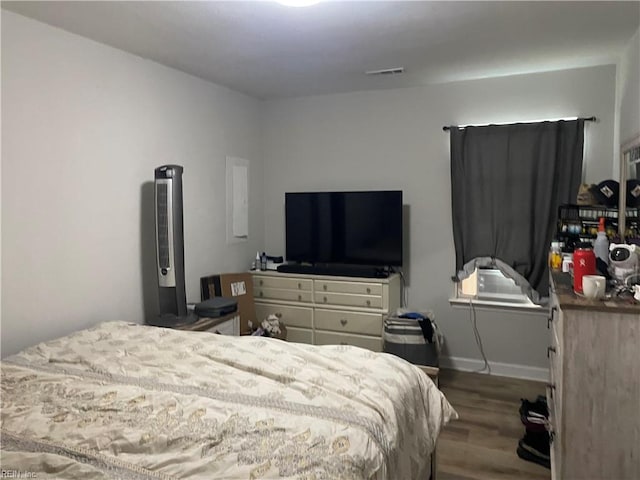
[582, 275, 606, 300]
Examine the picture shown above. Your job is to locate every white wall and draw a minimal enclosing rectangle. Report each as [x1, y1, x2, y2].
[1, 11, 264, 356]
[262, 66, 616, 375]
[0, 10, 623, 375]
[618, 27, 640, 146]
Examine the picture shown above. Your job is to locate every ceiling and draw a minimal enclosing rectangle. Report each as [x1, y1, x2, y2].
[2, 1, 639, 100]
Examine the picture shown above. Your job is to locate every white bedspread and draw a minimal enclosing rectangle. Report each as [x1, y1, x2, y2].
[1, 321, 456, 479]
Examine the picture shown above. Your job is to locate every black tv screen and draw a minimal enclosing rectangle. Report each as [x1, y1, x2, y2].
[285, 190, 403, 267]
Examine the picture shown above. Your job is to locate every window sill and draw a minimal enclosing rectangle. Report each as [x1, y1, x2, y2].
[449, 297, 547, 315]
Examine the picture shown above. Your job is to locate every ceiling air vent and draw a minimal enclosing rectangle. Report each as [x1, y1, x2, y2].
[365, 67, 405, 76]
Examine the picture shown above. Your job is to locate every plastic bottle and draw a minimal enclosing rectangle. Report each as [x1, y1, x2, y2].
[549, 241, 562, 271]
[593, 217, 609, 266]
[260, 252, 267, 271]
[255, 251, 261, 271]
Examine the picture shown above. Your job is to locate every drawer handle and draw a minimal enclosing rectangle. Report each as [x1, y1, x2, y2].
[366, 300, 371, 306]
[259, 280, 264, 286]
[366, 287, 371, 294]
[340, 319, 347, 326]
[547, 306, 557, 328]
[298, 282, 302, 289]
[547, 346, 556, 358]
[340, 342, 348, 346]
[298, 294, 302, 301]
[547, 383, 555, 398]
[323, 296, 327, 303]
[275, 313, 282, 318]
[323, 284, 327, 291]
[547, 307, 558, 328]
[259, 291, 264, 297]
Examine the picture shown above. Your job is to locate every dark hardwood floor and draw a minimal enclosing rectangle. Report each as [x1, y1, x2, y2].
[436, 369, 551, 480]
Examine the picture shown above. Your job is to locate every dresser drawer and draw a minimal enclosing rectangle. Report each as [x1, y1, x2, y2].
[314, 292, 382, 309]
[314, 279, 382, 296]
[548, 297, 563, 425]
[314, 331, 383, 352]
[255, 287, 313, 303]
[549, 350, 561, 399]
[551, 320, 561, 357]
[255, 302, 313, 329]
[314, 309, 382, 336]
[549, 327, 562, 384]
[549, 302, 563, 357]
[254, 276, 312, 291]
[286, 327, 313, 344]
[548, 343, 562, 432]
[547, 385, 560, 480]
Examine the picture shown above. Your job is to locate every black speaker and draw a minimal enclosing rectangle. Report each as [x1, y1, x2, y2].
[149, 165, 196, 326]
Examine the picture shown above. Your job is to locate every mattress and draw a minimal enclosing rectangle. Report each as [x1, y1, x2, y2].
[1, 321, 456, 479]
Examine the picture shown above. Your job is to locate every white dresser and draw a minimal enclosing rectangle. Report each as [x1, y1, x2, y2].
[252, 271, 401, 351]
[548, 273, 640, 480]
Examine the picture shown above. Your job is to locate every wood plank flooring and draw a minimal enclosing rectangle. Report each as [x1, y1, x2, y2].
[436, 369, 551, 480]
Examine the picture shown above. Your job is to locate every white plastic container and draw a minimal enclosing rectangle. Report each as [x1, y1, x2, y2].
[594, 217, 609, 265]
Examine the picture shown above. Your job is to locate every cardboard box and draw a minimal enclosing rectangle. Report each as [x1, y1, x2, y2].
[200, 272, 256, 335]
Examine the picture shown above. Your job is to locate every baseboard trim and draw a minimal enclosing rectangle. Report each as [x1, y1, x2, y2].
[439, 356, 549, 382]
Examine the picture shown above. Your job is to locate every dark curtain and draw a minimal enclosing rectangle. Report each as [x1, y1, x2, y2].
[450, 120, 584, 297]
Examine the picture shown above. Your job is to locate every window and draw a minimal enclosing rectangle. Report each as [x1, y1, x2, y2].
[449, 120, 586, 302]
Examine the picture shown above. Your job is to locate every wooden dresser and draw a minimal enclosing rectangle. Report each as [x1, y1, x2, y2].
[548, 273, 640, 480]
[252, 271, 401, 352]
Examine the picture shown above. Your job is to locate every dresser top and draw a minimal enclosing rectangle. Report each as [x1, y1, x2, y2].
[551, 272, 640, 314]
[251, 270, 400, 284]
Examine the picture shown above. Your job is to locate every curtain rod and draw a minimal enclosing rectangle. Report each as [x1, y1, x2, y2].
[442, 116, 597, 131]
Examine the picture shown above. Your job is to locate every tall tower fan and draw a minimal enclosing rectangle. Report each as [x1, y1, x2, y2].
[150, 165, 196, 326]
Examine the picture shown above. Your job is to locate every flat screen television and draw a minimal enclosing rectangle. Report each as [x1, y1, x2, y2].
[285, 190, 403, 267]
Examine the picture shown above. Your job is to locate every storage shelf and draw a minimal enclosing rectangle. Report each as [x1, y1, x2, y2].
[556, 204, 639, 244]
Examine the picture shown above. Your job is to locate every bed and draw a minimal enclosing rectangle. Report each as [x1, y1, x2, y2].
[1, 321, 456, 479]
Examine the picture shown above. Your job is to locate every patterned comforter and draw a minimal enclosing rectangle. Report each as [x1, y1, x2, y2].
[1, 321, 456, 479]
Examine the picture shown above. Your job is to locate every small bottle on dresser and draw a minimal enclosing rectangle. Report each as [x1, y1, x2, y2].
[593, 217, 610, 266]
[549, 241, 562, 271]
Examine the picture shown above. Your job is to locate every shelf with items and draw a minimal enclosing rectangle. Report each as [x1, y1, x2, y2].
[555, 204, 640, 249]
[623, 207, 640, 243]
[556, 205, 618, 250]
